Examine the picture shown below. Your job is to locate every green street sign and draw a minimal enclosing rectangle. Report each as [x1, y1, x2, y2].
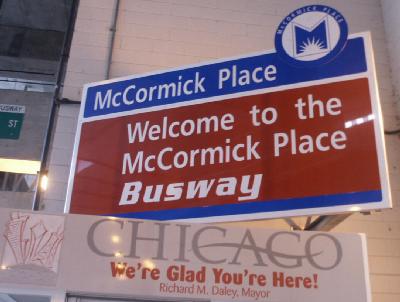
[0, 104, 25, 139]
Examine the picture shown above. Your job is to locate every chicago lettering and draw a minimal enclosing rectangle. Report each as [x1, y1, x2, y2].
[87, 221, 343, 270]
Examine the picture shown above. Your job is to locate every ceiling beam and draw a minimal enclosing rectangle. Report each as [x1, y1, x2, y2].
[0, 294, 17, 302]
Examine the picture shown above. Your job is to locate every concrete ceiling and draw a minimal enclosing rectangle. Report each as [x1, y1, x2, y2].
[0, 294, 50, 302]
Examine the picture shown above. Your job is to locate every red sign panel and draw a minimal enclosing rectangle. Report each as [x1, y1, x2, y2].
[67, 33, 391, 221]
[70, 78, 384, 220]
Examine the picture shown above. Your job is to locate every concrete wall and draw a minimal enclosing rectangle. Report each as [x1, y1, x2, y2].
[382, 0, 400, 109]
[40, 104, 79, 212]
[0, 90, 53, 161]
[0, 0, 73, 211]
[0, 0, 72, 81]
[44, 0, 400, 300]
[0, 90, 53, 210]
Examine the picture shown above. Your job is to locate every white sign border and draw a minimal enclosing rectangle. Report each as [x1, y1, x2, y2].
[65, 32, 392, 223]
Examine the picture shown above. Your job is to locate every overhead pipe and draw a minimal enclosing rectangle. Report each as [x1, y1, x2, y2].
[32, 0, 80, 210]
[105, 0, 120, 80]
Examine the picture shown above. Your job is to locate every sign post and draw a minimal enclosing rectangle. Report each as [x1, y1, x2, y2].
[66, 5, 391, 222]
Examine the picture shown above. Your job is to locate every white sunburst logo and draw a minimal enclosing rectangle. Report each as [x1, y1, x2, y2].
[275, 5, 348, 66]
[299, 37, 326, 55]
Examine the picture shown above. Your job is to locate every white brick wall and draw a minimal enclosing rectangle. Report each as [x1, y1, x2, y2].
[42, 104, 80, 212]
[61, 0, 115, 101]
[382, 0, 400, 110]
[43, 0, 400, 300]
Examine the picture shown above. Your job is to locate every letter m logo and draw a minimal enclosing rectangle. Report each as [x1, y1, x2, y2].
[292, 17, 330, 58]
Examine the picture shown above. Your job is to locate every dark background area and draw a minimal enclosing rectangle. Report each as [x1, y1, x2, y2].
[0, 0, 72, 80]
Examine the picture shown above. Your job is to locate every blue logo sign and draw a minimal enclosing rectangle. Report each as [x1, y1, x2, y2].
[275, 5, 348, 67]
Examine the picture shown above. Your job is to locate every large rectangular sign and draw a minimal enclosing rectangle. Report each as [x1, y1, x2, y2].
[0, 210, 372, 302]
[66, 33, 391, 221]
[61, 215, 372, 302]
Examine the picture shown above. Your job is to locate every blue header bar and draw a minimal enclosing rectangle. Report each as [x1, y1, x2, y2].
[84, 37, 367, 119]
